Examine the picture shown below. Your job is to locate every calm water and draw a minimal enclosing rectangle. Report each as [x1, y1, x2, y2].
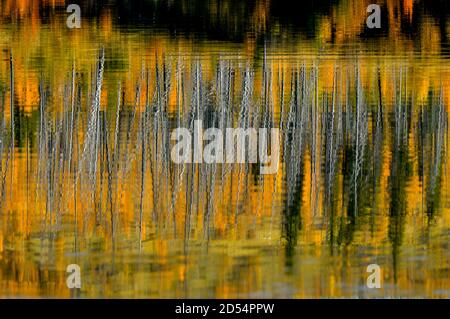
[0, 0, 449, 298]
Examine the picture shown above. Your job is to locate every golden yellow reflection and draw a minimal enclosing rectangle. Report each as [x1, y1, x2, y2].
[0, 0, 449, 298]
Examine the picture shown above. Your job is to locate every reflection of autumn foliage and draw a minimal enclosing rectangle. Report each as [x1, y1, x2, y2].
[0, 58, 448, 298]
[0, 0, 449, 114]
[0, 0, 448, 42]
[0, 0, 448, 299]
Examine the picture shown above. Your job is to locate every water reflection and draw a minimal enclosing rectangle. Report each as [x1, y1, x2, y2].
[0, 0, 449, 298]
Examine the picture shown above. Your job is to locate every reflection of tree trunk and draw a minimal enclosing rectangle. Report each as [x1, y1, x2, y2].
[68, 62, 76, 195]
[388, 68, 411, 283]
[0, 81, 5, 202]
[424, 90, 447, 219]
[9, 53, 14, 203]
[138, 108, 146, 251]
[79, 49, 105, 228]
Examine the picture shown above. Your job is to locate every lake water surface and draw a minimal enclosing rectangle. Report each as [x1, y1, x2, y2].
[0, 0, 449, 298]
